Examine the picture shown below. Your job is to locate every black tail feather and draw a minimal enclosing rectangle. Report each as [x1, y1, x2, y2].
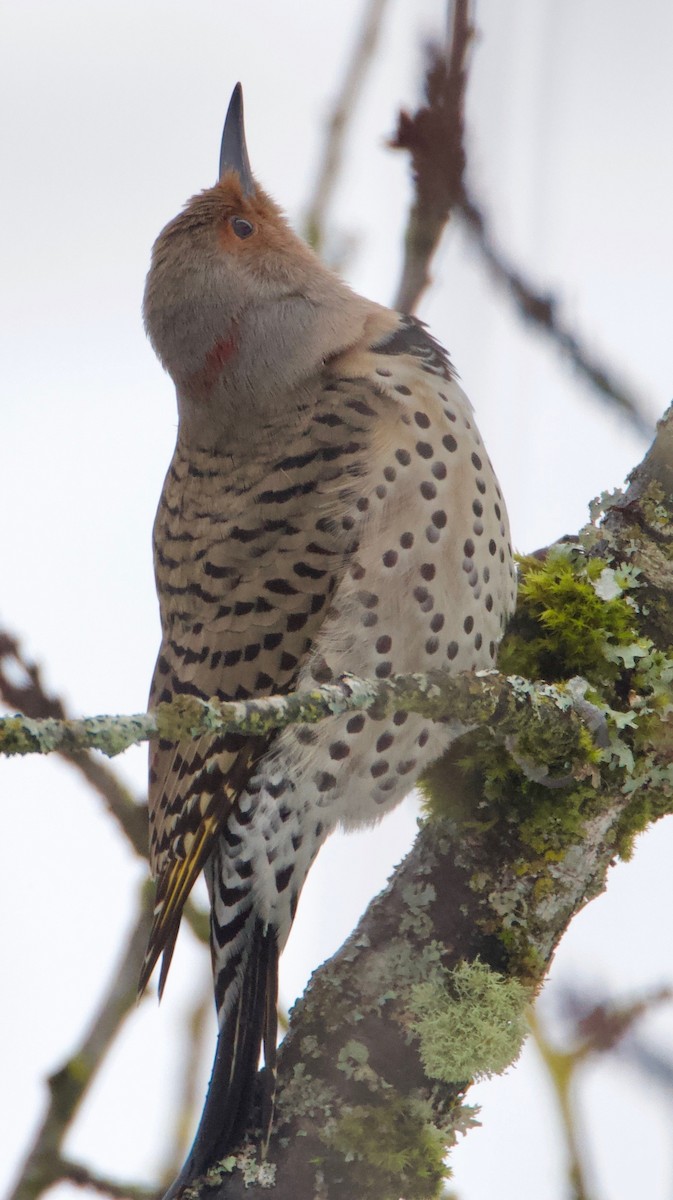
[260, 938, 279, 1154]
[163, 921, 279, 1200]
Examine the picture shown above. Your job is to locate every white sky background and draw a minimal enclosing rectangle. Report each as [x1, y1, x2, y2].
[2, 1, 673, 1197]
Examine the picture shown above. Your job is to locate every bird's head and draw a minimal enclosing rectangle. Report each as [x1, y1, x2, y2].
[143, 85, 369, 443]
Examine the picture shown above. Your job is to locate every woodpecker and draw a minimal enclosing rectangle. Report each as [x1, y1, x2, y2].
[141, 84, 516, 1190]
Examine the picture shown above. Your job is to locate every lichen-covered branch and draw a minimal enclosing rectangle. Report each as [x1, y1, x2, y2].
[0, 630, 209, 952]
[0, 669, 593, 775]
[174, 406, 673, 1199]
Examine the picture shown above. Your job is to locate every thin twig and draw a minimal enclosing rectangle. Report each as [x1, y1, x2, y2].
[457, 186, 655, 437]
[303, 0, 391, 252]
[387, 2, 653, 435]
[528, 1008, 592, 1200]
[9, 888, 155, 1200]
[391, 0, 474, 312]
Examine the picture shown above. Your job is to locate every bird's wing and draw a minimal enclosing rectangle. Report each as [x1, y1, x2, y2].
[141, 365, 395, 995]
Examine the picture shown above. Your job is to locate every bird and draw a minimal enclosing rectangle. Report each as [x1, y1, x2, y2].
[140, 83, 516, 1191]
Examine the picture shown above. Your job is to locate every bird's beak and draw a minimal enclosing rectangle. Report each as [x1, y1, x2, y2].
[219, 83, 254, 195]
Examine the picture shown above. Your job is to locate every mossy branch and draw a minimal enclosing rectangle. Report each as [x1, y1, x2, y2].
[0, 669, 594, 781]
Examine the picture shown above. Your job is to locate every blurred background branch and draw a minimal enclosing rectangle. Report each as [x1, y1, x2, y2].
[530, 987, 673, 1200]
[303, 0, 390, 254]
[456, 186, 655, 437]
[391, 0, 474, 312]
[8, 889, 157, 1200]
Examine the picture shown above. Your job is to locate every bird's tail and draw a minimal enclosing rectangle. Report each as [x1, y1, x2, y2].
[164, 918, 279, 1200]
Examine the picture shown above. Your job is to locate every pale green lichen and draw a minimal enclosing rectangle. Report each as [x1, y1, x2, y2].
[184, 1145, 277, 1194]
[229, 1147, 276, 1188]
[300, 1034, 322, 1060]
[275, 1062, 339, 1126]
[640, 480, 673, 534]
[410, 960, 530, 1084]
[400, 883, 437, 938]
[336, 1040, 383, 1087]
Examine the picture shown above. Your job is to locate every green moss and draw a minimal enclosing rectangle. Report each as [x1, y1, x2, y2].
[421, 542, 673, 873]
[423, 724, 600, 864]
[612, 765, 673, 858]
[497, 927, 546, 979]
[498, 547, 642, 687]
[409, 960, 529, 1084]
[327, 1097, 447, 1200]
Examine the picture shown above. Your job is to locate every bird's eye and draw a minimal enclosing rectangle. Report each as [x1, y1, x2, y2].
[230, 217, 254, 240]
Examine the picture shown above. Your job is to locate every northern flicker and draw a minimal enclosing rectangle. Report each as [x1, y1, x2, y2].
[141, 84, 516, 1188]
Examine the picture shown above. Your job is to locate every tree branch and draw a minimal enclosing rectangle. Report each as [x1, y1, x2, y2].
[161, 406, 673, 1199]
[0, 669, 592, 773]
[388, 5, 654, 435]
[391, 0, 474, 313]
[0, 631, 210, 949]
[0, 632, 148, 856]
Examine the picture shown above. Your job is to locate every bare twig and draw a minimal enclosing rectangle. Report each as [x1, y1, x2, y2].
[528, 1007, 593, 1200]
[387, 3, 653, 435]
[391, 0, 474, 312]
[9, 888, 156, 1200]
[457, 186, 655, 437]
[303, 0, 391, 252]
